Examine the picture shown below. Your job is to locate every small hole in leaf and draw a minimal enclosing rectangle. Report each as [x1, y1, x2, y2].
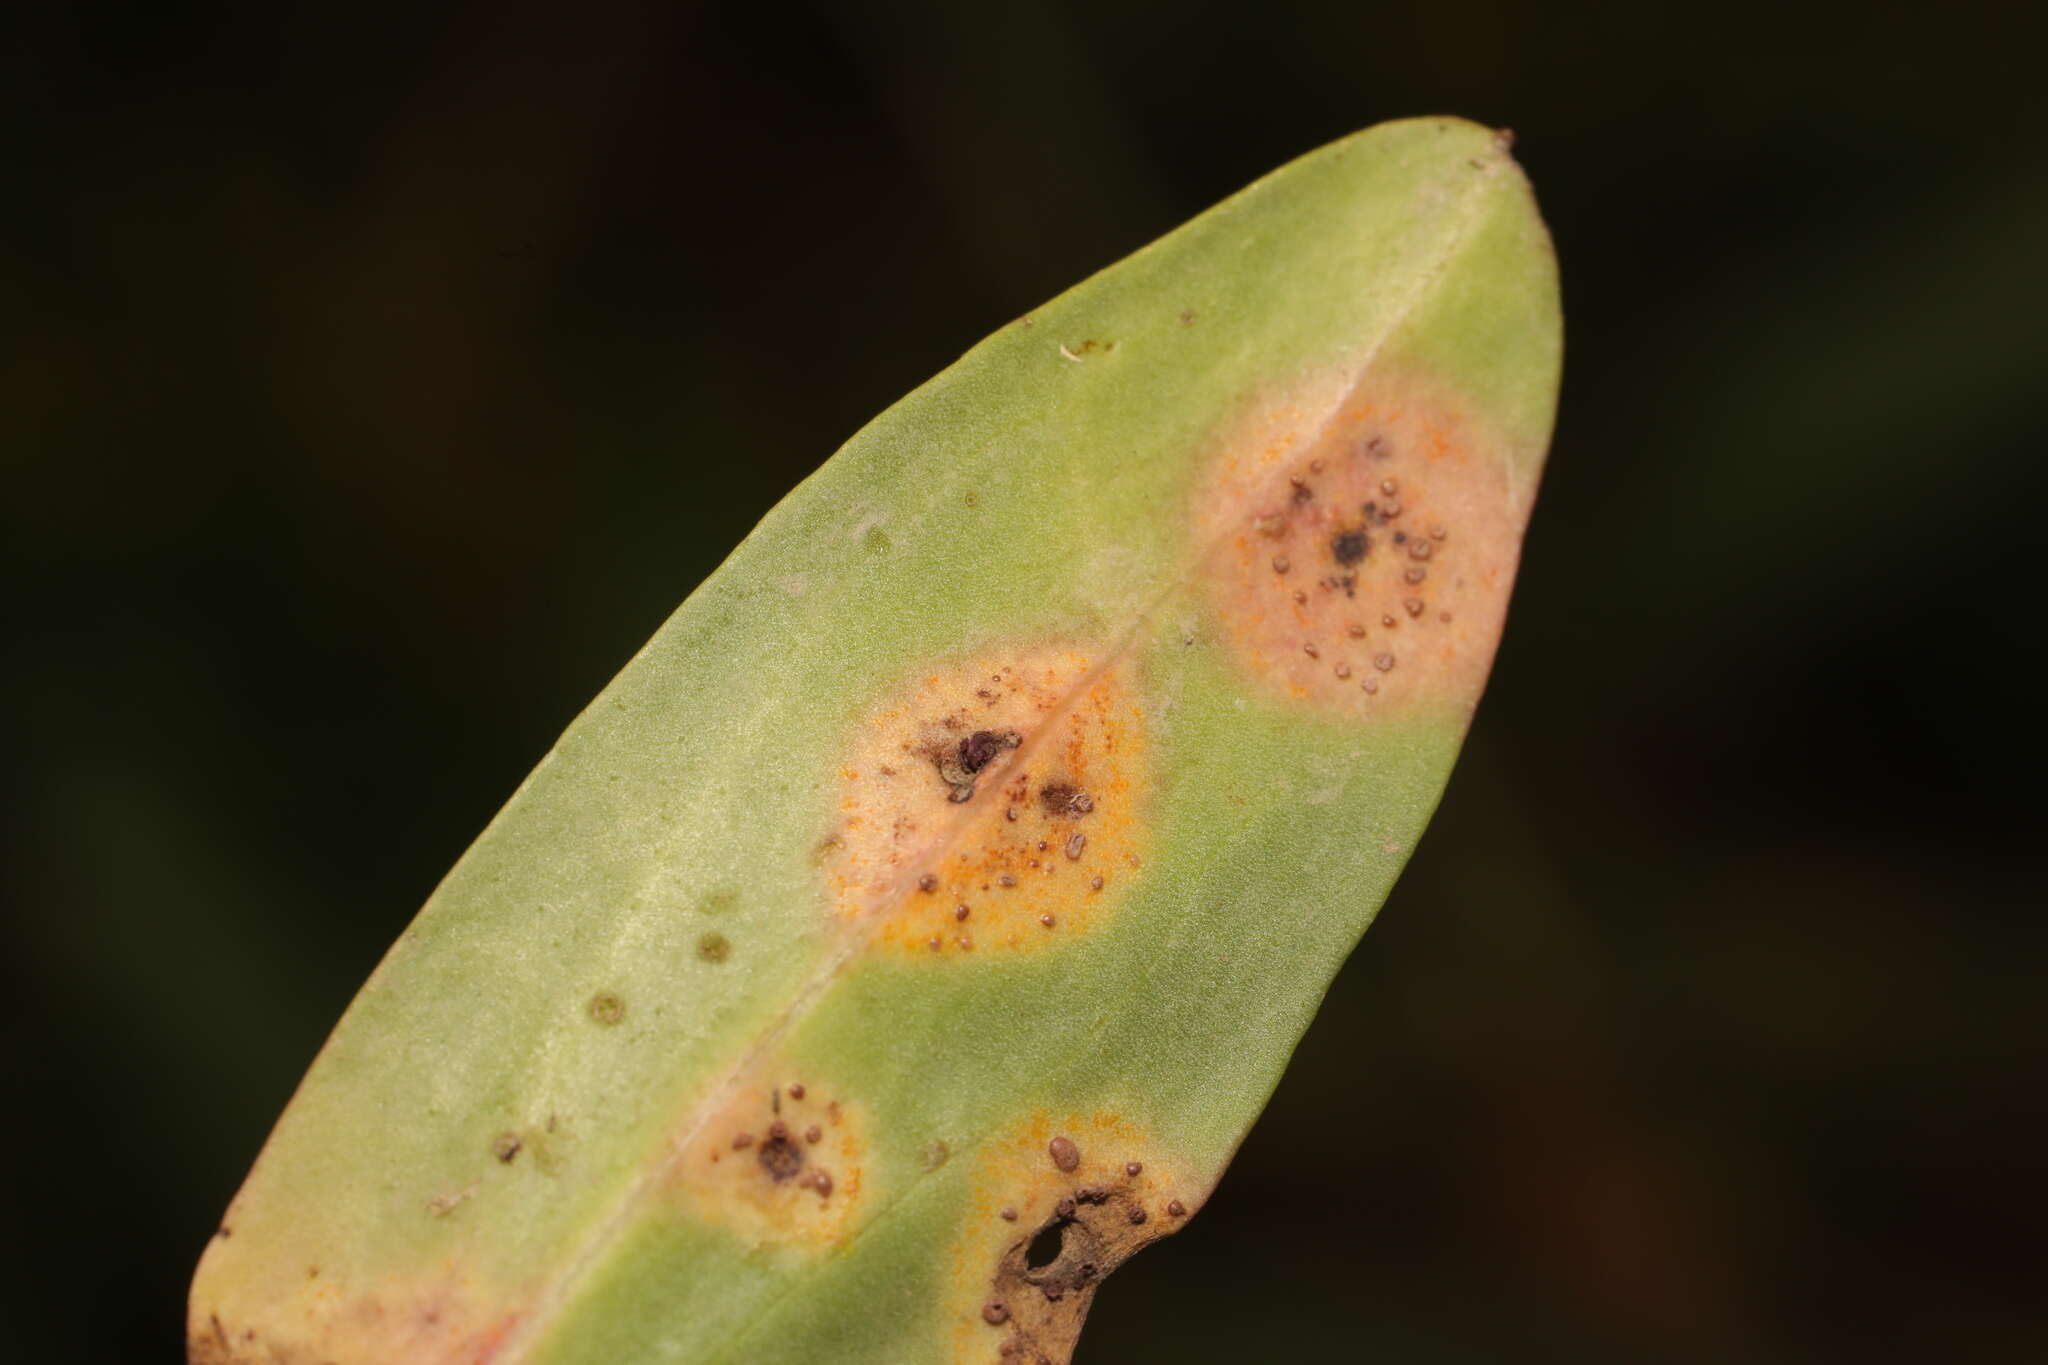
[1026, 1218, 1069, 1270]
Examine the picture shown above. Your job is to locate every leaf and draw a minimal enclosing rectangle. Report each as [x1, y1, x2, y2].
[190, 116, 1561, 1365]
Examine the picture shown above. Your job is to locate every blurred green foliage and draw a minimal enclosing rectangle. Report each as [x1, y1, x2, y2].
[2, 2, 2042, 1361]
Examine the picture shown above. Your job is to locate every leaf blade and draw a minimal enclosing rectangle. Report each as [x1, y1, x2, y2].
[191, 116, 1560, 1365]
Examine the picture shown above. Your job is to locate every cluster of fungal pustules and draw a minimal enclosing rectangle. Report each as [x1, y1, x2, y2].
[1254, 439, 1454, 694]
[827, 652, 1146, 954]
[704, 1082, 842, 1204]
[676, 1072, 868, 1248]
[1198, 386, 1520, 717]
[975, 1132, 1189, 1359]
[905, 725, 1124, 948]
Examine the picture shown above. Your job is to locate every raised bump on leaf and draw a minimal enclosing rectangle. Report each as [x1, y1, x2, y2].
[826, 648, 1149, 955]
[1195, 368, 1528, 718]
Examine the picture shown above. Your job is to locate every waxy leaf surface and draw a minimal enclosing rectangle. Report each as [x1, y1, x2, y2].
[191, 116, 1562, 1365]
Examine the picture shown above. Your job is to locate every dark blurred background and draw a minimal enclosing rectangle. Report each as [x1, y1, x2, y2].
[5, 1, 2044, 1360]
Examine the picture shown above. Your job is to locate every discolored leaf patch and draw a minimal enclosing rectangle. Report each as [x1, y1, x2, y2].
[671, 1069, 868, 1250]
[947, 1113, 1196, 1364]
[826, 648, 1148, 956]
[187, 1267, 521, 1365]
[1196, 369, 1528, 719]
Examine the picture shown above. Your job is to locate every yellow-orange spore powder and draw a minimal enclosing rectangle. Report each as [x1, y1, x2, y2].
[827, 649, 1147, 956]
[1196, 372, 1530, 720]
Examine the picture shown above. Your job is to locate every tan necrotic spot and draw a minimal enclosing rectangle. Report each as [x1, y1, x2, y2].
[670, 1070, 866, 1249]
[946, 1111, 1198, 1364]
[1194, 370, 1529, 720]
[826, 648, 1148, 956]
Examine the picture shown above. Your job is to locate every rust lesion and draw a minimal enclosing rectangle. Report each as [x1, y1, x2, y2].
[666, 1069, 867, 1249]
[1194, 369, 1530, 720]
[825, 648, 1150, 956]
[948, 1112, 1199, 1364]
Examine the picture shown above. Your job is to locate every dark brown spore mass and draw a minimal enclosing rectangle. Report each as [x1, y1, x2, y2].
[1331, 528, 1368, 565]
[1038, 783, 1092, 818]
[959, 730, 1005, 774]
[757, 1132, 805, 1182]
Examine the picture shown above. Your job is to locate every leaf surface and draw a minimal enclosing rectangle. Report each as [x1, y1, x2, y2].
[191, 116, 1561, 1365]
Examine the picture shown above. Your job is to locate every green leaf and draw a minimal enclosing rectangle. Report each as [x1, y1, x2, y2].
[190, 116, 1560, 1365]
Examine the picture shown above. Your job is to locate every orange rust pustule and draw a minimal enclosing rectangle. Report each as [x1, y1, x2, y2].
[669, 1072, 866, 1249]
[1195, 371, 1528, 719]
[947, 1112, 1198, 1364]
[827, 649, 1148, 956]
